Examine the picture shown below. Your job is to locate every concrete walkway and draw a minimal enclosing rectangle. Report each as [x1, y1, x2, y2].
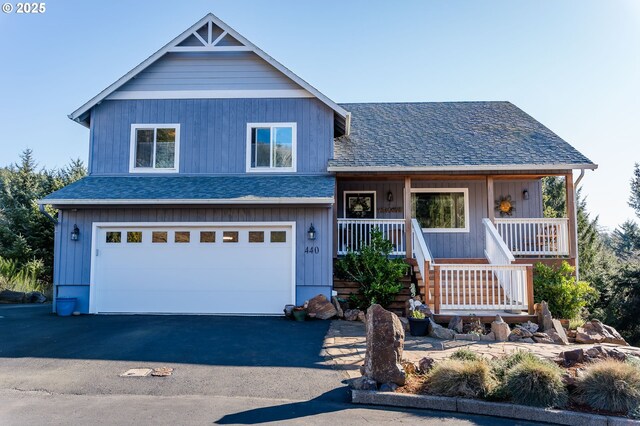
[322, 319, 640, 378]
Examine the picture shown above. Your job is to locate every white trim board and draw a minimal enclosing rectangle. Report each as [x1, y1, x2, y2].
[107, 89, 313, 100]
[40, 197, 334, 206]
[68, 13, 348, 127]
[129, 124, 181, 173]
[328, 164, 598, 172]
[410, 187, 470, 233]
[88, 221, 296, 314]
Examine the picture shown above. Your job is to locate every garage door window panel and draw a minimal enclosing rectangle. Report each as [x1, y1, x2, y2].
[249, 231, 264, 243]
[106, 231, 121, 243]
[152, 231, 168, 243]
[223, 231, 239, 243]
[175, 231, 190, 243]
[200, 231, 215, 243]
[270, 231, 287, 243]
[127, 231, 143, 243]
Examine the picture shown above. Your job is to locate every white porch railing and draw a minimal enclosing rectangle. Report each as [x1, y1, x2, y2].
[436, 264, 530, 311]
[483, 218, 515, 265]
[494, 218, 570, 256]
[337, 219, 405, 256]
[412, 218, 435, 296]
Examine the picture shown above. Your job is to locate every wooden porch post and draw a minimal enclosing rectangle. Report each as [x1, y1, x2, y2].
[565, 172, 578, 261]
[527, 265, 534, 315]
[486, 176, 495, 222]
[404, 176, 412, 258]
[433, 265, 441, 314]
[333, 181, 338, 258]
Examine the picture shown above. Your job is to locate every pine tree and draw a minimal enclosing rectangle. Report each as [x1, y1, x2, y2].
[629, 163, 640, 218]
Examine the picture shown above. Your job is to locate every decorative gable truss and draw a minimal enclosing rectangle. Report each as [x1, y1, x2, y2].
[171, 21, 250, 52]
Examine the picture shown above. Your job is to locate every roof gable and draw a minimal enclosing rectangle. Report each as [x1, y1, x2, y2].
[69, 13, 348, 129]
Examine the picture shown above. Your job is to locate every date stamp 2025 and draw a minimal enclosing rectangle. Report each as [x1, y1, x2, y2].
[2, 2, 46, 14]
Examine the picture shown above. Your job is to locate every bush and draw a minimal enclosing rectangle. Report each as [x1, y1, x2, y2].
[533, 261, 597, 319]
[425, 359, 496, 398]
[0, 256, 47, 294]
[502, 358, 568, 407]
[336, 228, 408, 310]
[491, 350, 541, 382]
[450, 348, 481, 362]
[576, 359, 640, 413]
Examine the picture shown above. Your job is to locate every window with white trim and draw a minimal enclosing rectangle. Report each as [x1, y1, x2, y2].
[247, 123, 296, 172]
[130, 124, 180, 172]
[411, 188, 469, 232]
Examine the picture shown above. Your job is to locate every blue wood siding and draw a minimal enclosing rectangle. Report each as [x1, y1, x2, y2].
[337, 180, 404, 219]
[54, 206, 334, 312]
[89, 98, 334, 175]
[114, 52, 301, 92]
[493, 180, 543, 218]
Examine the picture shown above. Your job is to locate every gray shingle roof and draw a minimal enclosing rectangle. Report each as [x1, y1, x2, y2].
[40, 175, 335, 205]
[332, 102, 595, 170]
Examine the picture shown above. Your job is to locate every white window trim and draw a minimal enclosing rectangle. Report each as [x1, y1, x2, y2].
[246, 122, 297, 173]
[129, 124, 181, 173]
[411, 188, 470, 233]
[343, 190, 377, 219]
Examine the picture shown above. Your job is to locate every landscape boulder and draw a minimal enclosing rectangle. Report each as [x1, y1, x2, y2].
[25, 291, 46, 304]
[491, 315, 511, 342]
[398, 317, 410, 332]
[575, 319, 628, 346]
[519, 321, 539, 334]
[344, 309, 360, 321]
[447, 316, 464, 333]
[480, 331, 496, 341]
[331, 296, 344, 319]
[532, 332, 554, 344]
[350, 376, 378, 390]
[463, 317, 485, 335]
[306, 294, 337, 320]
[538, 301, 554, 332]
[508, 326, 533, 341]
[0, 289, 26, 303]
[362, 304, 406, 386]
[418, 356, 436, 374]
[427, 318, 455, 340]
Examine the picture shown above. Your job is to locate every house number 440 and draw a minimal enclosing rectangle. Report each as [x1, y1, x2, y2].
[305, 246, 320, 254]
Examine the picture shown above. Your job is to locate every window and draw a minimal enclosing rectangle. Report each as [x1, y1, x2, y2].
[127, 231, 143, 243]
[249, 231, 264, 243]
[130, 124, 180, 172]
[270, 231, 287, 243]
[152, 231, 168, 243]
[223, 231, 239, 243]
[106, 231, 121, 243]
[344, 191, 376, 219]
[411, 189, 469, 232]
[175, 231, 190, 243]
[200, 231, 215, 243]
[247, 123, 296, 172]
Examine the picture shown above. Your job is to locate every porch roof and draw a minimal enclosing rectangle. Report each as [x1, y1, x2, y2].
[330, 102, 596, 172]
[39, 175, 335, 206]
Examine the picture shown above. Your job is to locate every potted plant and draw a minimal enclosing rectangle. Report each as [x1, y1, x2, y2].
[292, 306, 307, 322]
[408, 310, 429, 336]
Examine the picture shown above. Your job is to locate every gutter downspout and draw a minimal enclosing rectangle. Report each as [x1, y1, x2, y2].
[38, 203, 58, 225]
[573, 169, 586, 281]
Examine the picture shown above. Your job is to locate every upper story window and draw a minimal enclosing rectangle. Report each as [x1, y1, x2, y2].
[246, 123, 296, 172]
[130, 124, 180, 173]
[411, 188, 470, 233]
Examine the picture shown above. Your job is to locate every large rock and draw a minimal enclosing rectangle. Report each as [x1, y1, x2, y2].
[25, 291, 46, 304]
[519, 321, 539, 334]
[418, 356, 436, 374]
[350, 376, 378, 390]
[463, 317, 485, 335]
[547, 319, 569, 345]
[331, 296, 344, 319]
[509, 326, 533, 341]
[363, 304, 406, 385]
[576, 319, 628, 346]
[491, 315, 511, 342]
[428, 318, 455, 340]
[447, 316, 464, 333]
[0, 289, 26, 303]
[306, 294, 337, 320]
[532, 332, 554, 344]
[539, 301, 554, 332]
[344, 309, 360, 321]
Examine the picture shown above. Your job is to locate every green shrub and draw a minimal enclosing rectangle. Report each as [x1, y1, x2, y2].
[0, 256, 46, 293]
[533, 261, 597, 319]
[411, 310, 425, 320]
[336, 228, 408, 310]
[425, 359, 496, 398]
[450, 348, 481, 362]
[576, 359, 640, 413]
[503, 358, 568, 407]
[491, 350, 541, 382]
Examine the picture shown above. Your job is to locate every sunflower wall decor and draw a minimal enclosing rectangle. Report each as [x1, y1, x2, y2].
[495, 195, 515, 217]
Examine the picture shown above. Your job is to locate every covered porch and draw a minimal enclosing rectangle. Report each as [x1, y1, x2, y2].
[333, 172, 580, 316]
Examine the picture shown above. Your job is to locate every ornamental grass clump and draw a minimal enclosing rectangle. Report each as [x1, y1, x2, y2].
[425, 359, 495, 398]
[576, 359, 640, 413]
[492, 350, 541, 382]
[450, 348, 481, 362]
[503, 358, 568, 408]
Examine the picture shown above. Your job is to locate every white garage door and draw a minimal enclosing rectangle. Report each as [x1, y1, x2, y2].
[91, 223, 294, 314]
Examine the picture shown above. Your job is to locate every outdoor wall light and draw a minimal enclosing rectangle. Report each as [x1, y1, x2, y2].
[522, 189, 530, 200]
[307, 223, 316, 240]
[71, 224, 80, 241]
[387, 190, 394, 202]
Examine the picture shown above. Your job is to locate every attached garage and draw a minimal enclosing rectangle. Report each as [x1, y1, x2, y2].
[90, 222, 295, 314]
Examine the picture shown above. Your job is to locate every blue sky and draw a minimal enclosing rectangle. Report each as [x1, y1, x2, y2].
[0, 0, 638, 229]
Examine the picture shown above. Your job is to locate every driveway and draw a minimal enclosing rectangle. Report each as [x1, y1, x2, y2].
[0, 304, 542, 425]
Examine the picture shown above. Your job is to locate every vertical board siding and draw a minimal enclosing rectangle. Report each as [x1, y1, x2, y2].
[90, 98, 334, 175]
[493, 180, 543, 218]
[115, 52, 302, 92]
[337, 180, 405, 219]
[54, 207, 333, 295]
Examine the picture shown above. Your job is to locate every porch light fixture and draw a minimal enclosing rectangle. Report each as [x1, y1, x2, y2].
[522, 189, 530, 200]
[71, 224, 80, 241]
[387, 190, 393, 202]
[307, 223, 316, 241]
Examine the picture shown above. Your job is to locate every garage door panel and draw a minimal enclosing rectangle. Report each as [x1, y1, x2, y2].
[92, 224, 294, 314]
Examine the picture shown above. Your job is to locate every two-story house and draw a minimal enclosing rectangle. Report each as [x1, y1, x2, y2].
[41, 13, 596, 317]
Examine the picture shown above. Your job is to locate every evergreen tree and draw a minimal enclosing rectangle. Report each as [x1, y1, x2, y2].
[629, 163, 640, 218]
[542, 176, 566, 218]
[611, 220, 640, 259]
